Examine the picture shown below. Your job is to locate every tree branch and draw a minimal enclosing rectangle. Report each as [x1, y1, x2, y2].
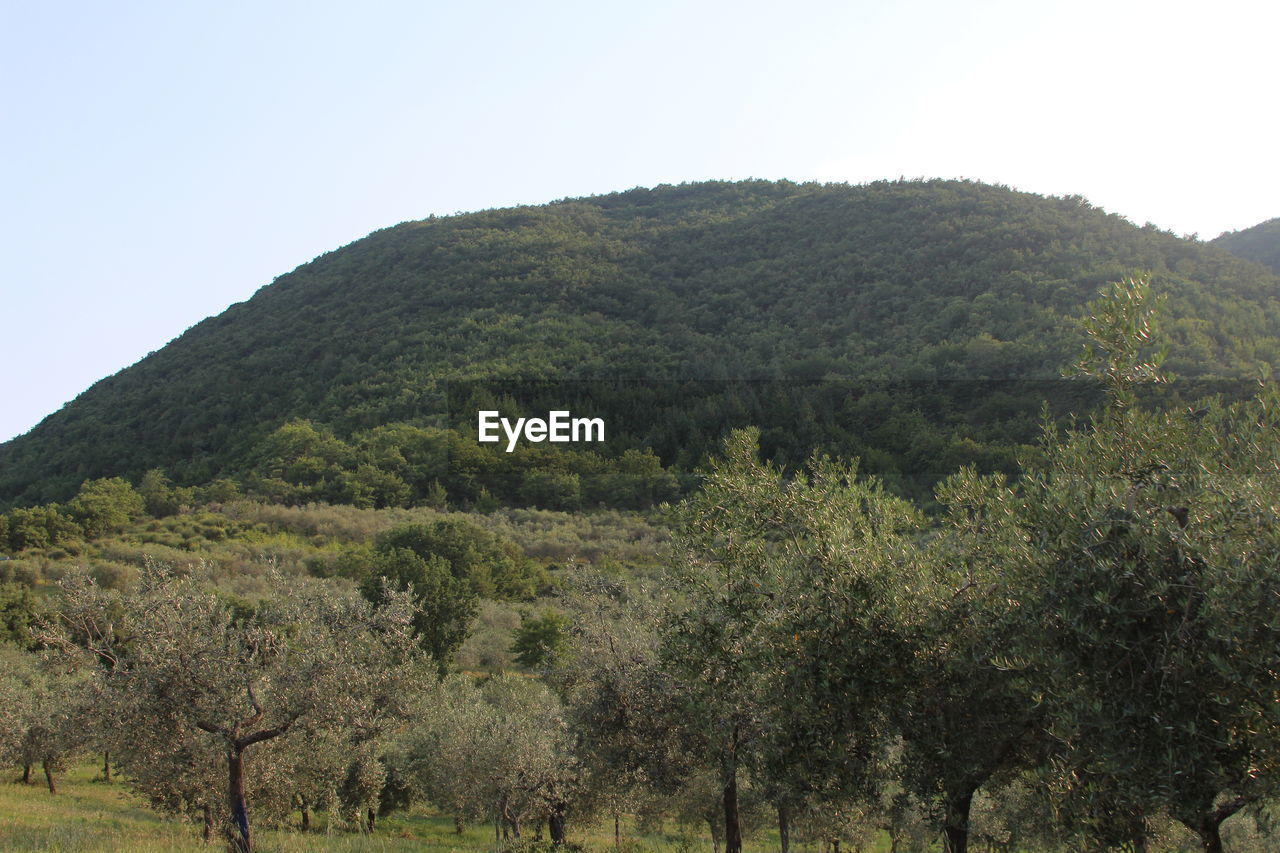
[1211, 793, 1257, 828]
[236, 711, 303, 749]
[196, 720, 230, 739]
[236, 679, 266, 735]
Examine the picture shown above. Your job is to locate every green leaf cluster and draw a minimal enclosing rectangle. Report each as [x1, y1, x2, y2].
[5, 180, 1279, 511]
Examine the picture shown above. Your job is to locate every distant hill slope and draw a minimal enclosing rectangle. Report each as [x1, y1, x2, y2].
[1213, 217, 1280, 274]
[3, 179, 1279, 507]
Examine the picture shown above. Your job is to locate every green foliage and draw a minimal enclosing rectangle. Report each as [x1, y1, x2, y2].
[641, 280, 1280, 851]
[67, 477, 145, 538]
[5, 504, 80, 551]
[5, 180, 1280, 510]
[659, 428, 930, 851]
[1213, 217, 1280, 274]
[511, 608, 570, 669]
[359, 547, 477, 674]
[0, 643, 87, 791]
[520, 469, 582, 511]
[396, 674, 580, 837]
[199, 477, 242, 503]
[987, 278, 1280, 850]
[377, 519, 547, 600]
[1066, 274, 1168, 398]
[6, 256, 1280, 850]
[896, 465, 1043, 848]
[39, 562, 428, 847]
[1019, 388, 1280, 848]
[137, 468, 191, 517]
[555, 574, 703, 808]
[0, 582, 41, 647]
[350, 517, 559, 671]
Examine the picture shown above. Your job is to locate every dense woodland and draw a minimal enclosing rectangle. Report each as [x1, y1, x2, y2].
[3, 280, 1280, 853]
[3, 180, 1280, 509]
[1212, 218, 1280, 275]
[3, 182, 1280, 851]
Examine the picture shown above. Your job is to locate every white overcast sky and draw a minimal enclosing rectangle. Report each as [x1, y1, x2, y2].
[2, 0, 1277, 443]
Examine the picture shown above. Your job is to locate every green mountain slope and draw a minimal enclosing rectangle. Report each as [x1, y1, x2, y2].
[3, 179, 1279, 507]
[1213, 217, 1280, 274]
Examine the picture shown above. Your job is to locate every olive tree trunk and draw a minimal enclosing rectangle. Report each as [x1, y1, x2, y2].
[941, 789, 974, 853]
[227, 746, 251, 852]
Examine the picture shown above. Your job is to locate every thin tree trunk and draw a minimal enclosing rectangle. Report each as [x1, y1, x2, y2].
[942, 789, 974, 853]
[1183, 813, 1226, 853]
[227, 747, 251, 853]
[196, 713, 293, 853]
[42, 759, 56, 794]
[21, 763, 31, 784]
[723, 722, 743, 853]
[455, 814, 466, 835]
[500, 795, 520, 839]
[724, 769, 742, 853]
[300, 803, 310, 832]
[1131, 813, 1148, 853]
[367, 808, 377, 833]
[549, 806, 567, 845]
[102, 751, 111, 783]
[778, 803, 791, 853]
[1180, 798, 1254, 853]
[203, 804, 214, 842]
[615, 812, 621, 850]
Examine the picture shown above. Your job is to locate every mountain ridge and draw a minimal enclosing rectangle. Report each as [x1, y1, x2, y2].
[4, 178, 1279, 507]
[1213, 217, 1280, 275]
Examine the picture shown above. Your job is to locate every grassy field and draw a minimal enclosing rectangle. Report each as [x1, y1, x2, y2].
[12, 763, 1273, 852]
[0, 764, 830, 853]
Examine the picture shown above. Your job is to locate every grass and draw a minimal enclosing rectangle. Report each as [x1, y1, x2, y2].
[0, 763, 200, 851]
[12, 762, 1273, 852]
[0, 761, 485, 851]
[0, 764, 826, 853]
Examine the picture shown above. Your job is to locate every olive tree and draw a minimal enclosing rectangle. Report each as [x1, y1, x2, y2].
[1018, 277, 1280, 852]
[662, 428, 924, 853]
[0, 643, 85, 793]
[40, 563, 425, 852]
[892, 466, 1044, 853]
[555, 574, 703, 847]
[399, 673, 580, 842]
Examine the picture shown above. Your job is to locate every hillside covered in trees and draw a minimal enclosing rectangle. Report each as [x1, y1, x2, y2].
[3, 179, 1279, 510]
[5, 175, 1280, 852]
[1213, 217, 1280, 275]
[5, 282, 1280, 853]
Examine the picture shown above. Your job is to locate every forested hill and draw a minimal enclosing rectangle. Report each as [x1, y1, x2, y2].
[1213, 217, 1280, 274]
[4, 179, 1280, 507]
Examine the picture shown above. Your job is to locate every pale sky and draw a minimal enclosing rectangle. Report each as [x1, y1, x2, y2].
[2, 0, 1277, 443]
